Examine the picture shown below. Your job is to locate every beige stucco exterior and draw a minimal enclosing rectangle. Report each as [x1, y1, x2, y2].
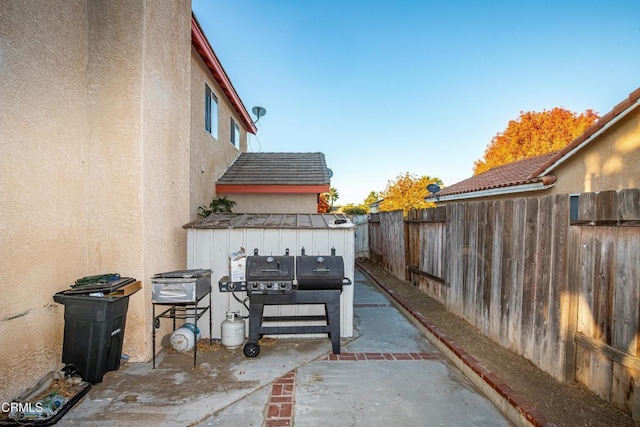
[550, 106, 640, 195]
[220, 193, 319, 213]
[0, 0, 251, 402]
[190, 48, 248, 218]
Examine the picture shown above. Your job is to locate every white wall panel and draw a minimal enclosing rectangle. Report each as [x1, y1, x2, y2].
[186, 224, 354, 339]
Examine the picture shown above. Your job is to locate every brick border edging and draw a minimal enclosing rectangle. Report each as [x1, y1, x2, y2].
[355, 261, 555, 427]
[264, 370, 296, 427]
[321, 352, 441, 361]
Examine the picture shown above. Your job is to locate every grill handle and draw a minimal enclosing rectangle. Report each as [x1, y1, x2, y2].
[343, 278, 352, 286]
[260, 259, 282, 273]
[312, 267, 332, 273]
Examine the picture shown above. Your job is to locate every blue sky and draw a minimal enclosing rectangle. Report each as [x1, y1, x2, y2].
[192, 0, 640, 204]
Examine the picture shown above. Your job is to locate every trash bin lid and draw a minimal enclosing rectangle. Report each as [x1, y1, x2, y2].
[152, 269, 211, 279]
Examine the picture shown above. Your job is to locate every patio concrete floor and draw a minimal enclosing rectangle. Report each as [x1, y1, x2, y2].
[58, 270, 513, 426]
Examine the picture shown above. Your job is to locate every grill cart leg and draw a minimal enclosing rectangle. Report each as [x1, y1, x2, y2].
[325, 292, 341, 354]
[244, 300, 264, 357]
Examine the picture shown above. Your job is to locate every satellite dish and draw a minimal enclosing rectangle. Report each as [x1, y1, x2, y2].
[327, 168, 333, 178]
[252, 106, 267, 123]
[427, 183, 441, 194]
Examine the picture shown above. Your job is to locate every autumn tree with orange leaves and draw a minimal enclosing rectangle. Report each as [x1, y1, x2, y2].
[317, 193, 331, 213]
[473, 108, 599, 175]
[379, 172, 442, 215]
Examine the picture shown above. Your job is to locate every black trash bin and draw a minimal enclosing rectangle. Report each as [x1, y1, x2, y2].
[53, 293, 130, 384]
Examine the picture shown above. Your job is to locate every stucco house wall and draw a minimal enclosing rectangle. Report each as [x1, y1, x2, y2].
[551, 107, 640, 195]
[0, 0, 192, 402]
[222, 193, 319, 213]
[190, 48, 248, 219]
[0, 0, 91, 403]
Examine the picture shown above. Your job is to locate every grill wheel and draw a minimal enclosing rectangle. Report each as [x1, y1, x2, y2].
[243, 341, 260, 358]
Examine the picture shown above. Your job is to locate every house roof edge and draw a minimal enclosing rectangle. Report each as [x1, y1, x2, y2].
[191, 14, 257, 134]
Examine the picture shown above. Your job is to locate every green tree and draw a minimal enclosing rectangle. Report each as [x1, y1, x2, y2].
[474, 108, 599, 175]
[340, 204, 368, 215]
[363, 191, 379, 208]
[328, 187, 339, 208]
[379, 173, 442, 215]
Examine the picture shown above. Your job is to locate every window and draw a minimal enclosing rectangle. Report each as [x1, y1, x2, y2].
[205, 84, 218, 138]
[230, 118, 240, 147]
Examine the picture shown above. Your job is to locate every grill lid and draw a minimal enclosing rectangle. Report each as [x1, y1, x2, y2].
[151, 269, 211, 283]
[296, 255, 345, 289]
[246, 256, 294, 282]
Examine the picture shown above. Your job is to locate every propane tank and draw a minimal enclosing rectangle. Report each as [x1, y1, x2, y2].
[170, 323, 201, 352]
[221, 311, 245, 348]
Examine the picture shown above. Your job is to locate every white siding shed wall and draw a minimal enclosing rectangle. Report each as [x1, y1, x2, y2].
[185, 215, 354, 339]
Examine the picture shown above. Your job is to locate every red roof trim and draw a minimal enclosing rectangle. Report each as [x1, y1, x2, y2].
[216, 184, 330, 194]
[191, 15, 257, 134]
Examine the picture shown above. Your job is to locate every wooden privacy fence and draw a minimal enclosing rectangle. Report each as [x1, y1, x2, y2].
[352, 214, 369, 258]
[368, 189, 640, 418]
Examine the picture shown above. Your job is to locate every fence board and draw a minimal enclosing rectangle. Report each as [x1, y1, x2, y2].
[447, 203, 465, 316]
[479, 201, 493, 336]
[591, 228, 615, 399]
[499, 199, 514, 349]
[463, 203, 478, 324]
[521, 197, 539, 360]
[534, 195, 553, 372]
[576, 225, 595, 387]
[578, 192, 597, 224]
[618, 188, 640, 223]
[612, 227, 640, 356]
[489, 200, 504, 343]
[509, 198, 526, 354]
[550, 194, 571, 381]
[593, 229, 615, 345]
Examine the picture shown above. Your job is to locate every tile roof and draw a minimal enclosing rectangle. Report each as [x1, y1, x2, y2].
[216, 152, 331, 186]
[434, 86, 640, 200]
[435, 151, 559, 197]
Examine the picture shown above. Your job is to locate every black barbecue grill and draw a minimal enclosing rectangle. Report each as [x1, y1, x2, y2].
[296, 248, 345, 290]
[218, 248, 351, 357]
[245, 249, 294, 295]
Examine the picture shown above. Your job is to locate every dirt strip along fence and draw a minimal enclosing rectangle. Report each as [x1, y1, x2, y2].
[368, 189, 640, 418]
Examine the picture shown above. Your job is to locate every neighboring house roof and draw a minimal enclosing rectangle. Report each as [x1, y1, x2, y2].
[431, 86, 640, 202]
[191, 14, 257, 134]
[433, 152, 559, 201]
[216, 152, 331, 194]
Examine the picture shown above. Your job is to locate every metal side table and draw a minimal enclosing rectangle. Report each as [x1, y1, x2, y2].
[152, 291, 212, 369]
